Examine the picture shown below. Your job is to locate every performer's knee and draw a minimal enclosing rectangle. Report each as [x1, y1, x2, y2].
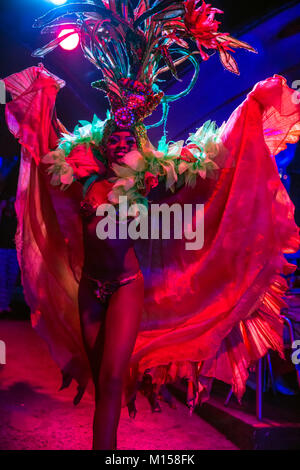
[96, 371, 123, 402]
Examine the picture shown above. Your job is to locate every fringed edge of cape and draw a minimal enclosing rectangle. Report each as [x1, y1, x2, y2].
[125, 259, 295, 411]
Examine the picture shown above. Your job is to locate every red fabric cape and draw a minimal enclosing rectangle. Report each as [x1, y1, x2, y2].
[4, 65, 300, 406]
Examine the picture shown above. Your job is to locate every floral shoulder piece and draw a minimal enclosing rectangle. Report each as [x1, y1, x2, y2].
[42, 117, 225, 204]
[42, 115, 107, 190]
[42, 148, 74, 190]
[107, 120, 225, 207]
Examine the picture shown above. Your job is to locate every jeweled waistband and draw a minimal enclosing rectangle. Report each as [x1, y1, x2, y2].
[81, 269, 143, 303]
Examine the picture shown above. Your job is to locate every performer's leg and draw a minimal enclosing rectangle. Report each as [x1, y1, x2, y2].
[78, 276, 107, 386]
[127, 392, 138, 419]
[93, 274, 144, 450]
[140, 373, 161, 412]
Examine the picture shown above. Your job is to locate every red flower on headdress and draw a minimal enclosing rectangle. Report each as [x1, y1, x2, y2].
[144, 171, 159, 195]
[180, 145, 198, 163]
[183, 0, 229, 60]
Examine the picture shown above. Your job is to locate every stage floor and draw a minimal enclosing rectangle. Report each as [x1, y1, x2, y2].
[0, 319, 237, 450]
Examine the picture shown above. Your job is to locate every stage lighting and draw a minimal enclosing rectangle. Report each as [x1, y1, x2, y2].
[50, 0, 67, 5]
[58, 29, 80, 51]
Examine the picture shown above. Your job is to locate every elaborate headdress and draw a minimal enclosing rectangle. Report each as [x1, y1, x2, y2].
[33, 0, 256, 136]
[37, 1, 257, 204]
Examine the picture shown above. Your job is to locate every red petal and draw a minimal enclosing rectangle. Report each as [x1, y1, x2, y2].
[218, 46, 240, 75]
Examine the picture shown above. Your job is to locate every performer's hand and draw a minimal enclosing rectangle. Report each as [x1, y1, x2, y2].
[66, 144, 106, 179]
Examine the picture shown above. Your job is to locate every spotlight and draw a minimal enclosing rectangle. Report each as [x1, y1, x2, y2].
[58, 29, 80, 51]
[50, 0, 67, 5]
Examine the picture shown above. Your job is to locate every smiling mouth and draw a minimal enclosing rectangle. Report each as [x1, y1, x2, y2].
[115, 152, 126, 158]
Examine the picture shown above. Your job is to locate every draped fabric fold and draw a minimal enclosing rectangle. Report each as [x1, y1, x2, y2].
[4, 66, 300, 406]
[4, 66, 90, 395]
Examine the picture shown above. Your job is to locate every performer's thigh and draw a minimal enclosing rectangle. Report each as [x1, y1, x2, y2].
[78, 276, 107, 381]
[98, 275, 144, 384]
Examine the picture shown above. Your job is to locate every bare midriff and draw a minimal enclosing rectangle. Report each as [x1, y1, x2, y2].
[80, 179, 140, 282]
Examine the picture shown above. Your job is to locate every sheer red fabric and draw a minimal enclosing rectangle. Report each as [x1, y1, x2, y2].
[4, 66, 300, 406]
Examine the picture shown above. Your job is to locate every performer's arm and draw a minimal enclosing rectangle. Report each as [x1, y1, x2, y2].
[3, 65, 66, 166]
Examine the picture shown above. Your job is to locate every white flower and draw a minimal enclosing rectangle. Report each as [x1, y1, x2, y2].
[78, 124, 92, 139]
[111, 163, 136, 178]
[204, 158, 219, 170]
[107, 191, 120, 205]
[152, 150, 165, 159]
[204, 139, 219, 159]
[198, 168, 207, 179]
[120, 150, 146, 171]
[167, 140, 184, 157]
[42, 148, 66, 164]
[178, 161, 190, 174]
[160, 161, 178, 189]
[107, 186, 126, 205]
[113, 177, 135, 191]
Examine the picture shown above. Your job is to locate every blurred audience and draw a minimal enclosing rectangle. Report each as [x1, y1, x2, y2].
[0, 196, 19, 313]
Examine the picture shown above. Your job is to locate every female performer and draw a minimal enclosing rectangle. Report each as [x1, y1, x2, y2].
[78, 129, 144, 449]
[3, 0, 300, 450]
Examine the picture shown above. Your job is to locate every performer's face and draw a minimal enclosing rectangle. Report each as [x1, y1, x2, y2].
[106, 131, 138, 164]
